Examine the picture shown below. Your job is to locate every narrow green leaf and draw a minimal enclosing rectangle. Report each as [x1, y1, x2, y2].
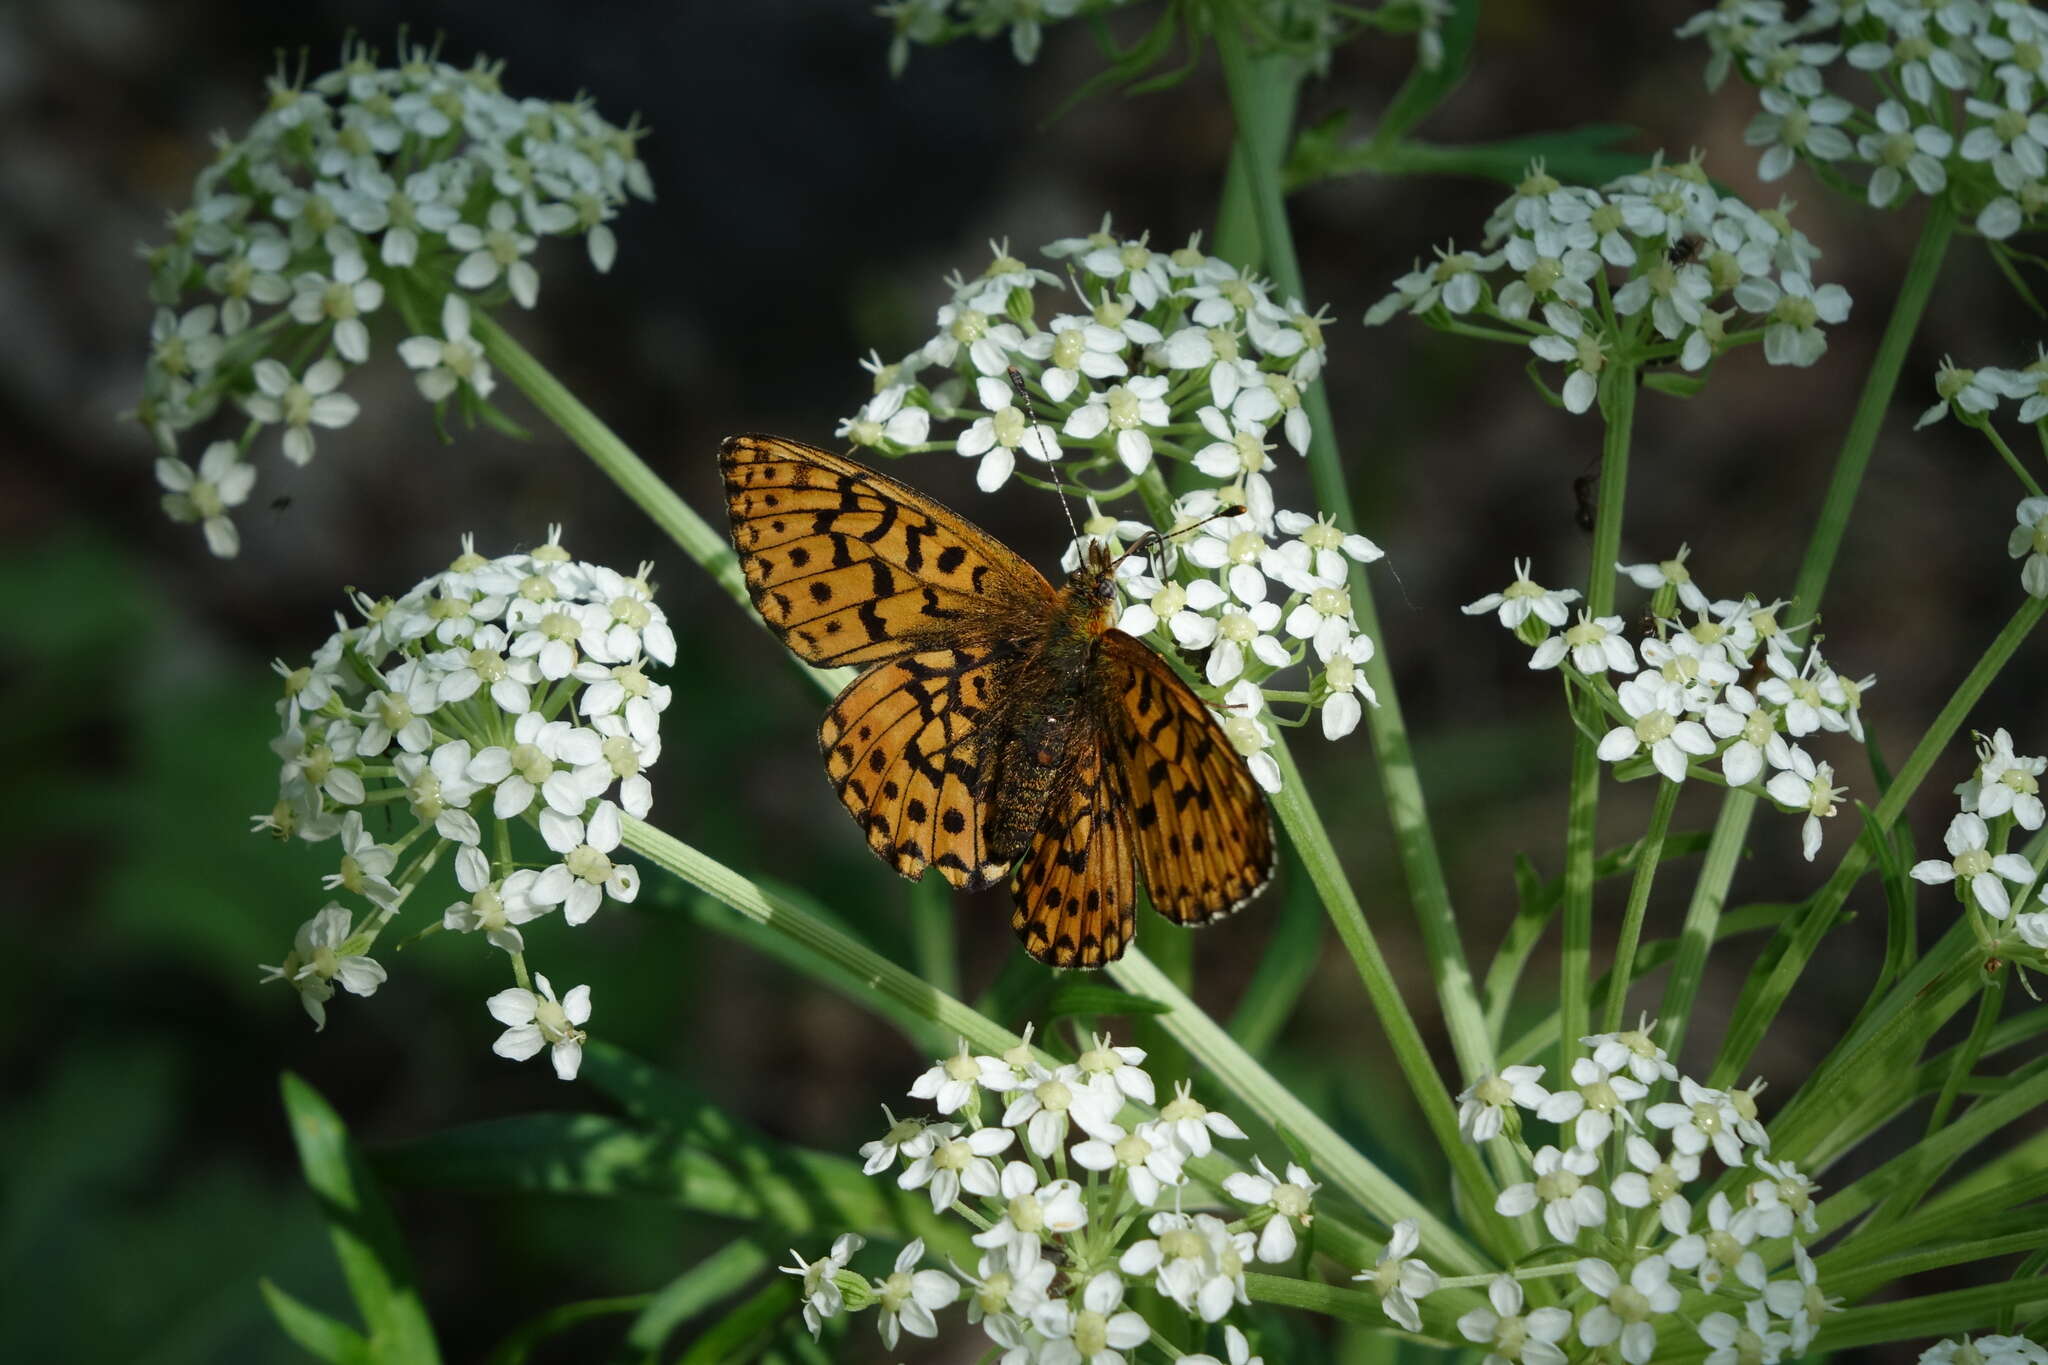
[624, 1239, 773, 1355]
[485, 1295, 648, 1365]
[279, 1073, 441, 1365]
[1371, 0, 1479, 145]
[1316, 124, 1642, 188]
[1859, 801, 1918, 1003]
[674, 1280, 800, 1365]
[1640, 371, 1707, 398]
[1811, 1281, 2048, 1353]
[258, 1278, 370, 1364]
[1044, 982, 1174, 1019]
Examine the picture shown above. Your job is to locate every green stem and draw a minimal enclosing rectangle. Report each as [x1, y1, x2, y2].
[1925, 964, 2007, 1138]
[1212, 11, 1493, 1086]
[1561, 360, 1638, 1068]
[1602, 778, 1677, 1033]
[1708, 594, 2047, 1087]
[1654, 790, 1752, 1057]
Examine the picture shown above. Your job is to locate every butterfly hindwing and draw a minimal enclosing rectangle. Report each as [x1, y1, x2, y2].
[1009, 727, 1138, 969]
[821, 644, 1013, 891]
[1101, 630, 1275, 926]
[721, 434, 1053, 667]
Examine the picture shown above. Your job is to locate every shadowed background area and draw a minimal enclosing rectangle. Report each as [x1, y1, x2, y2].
[2, 0, 2039, 1360]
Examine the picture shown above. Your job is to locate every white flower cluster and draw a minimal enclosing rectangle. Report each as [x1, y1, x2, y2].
[1917, 727, 2048, 960]
[1680, 0, 2048, 237]
[1369, 153, 1851, 412]
[1465, 551, 1872, 859]
[1906, 351, 2048, 599]
[139, 39, 653, 555]
[255, 531, 674, 1080]
[782, 1030, 1310, 1358]
[834, 221, 1385, 782]
[1454, 1022, 1836, 1365]
[1920, 1333, 2048, 1364]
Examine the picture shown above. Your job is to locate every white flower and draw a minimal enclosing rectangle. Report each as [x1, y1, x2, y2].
[1529, 315, 1607, 413]
[1698, 1298, 1788, 1365]
[1584, 1018, 1679, 1085]
[448, 199, 541, 307]
[1746, 87, 1855, 180]
[1917, 357, 2012, 429]
[1284, 582, 1359, 663]
[872, 1237, 958, 1349]
[1072, 1120, 1186, 1207]
[1062, 375, 1171, 475]
[781, 1232, 863, 1337]
[157, 439, 257, 557]
[1910, 812, 2036, 918]
[486, 973, 591, 1080]
[1619, 545, 1710, 613]
[244, 357, 360, 465]
[1495, 1144, 1606, 1244]
[398, 293, 497, 401]
[958, 1243, 1056, 1323]
[1206, 584, 1289, 688]
[1918, 1336, 2048, 1365]
[1576, 1255, 1680, 1365]
[2009, 497, 2048, 598]
[1353, 1219, 1439, 1331]
[1223, 1157, 1319, 1262]
[1457, 1275, 1573, 1365]
[923, 300, 1026, 375]
[972, 1160, 1088, 1268]
[909, 1038, 1011, 1115]
[1961, 727, 2047, 829]
[897, 1121, 1011, 1213]
[259, 903, 387, 1029]
[467, 712, 608, 819]
[149, 303, 224, 379]
[1319, 632, 1379, 740]
[287, 251, 384, 362]
[1365, 242, 1502, 323]
[1747, 1153, 1820, 1238]
[442, 865, 556, 954]
[859, 1105, 937, 1175]
[1598, 676, 1716, 782]
[1764, 744, 1844, 860]
[1456, 1065, 1549, 1142]
[1156, 1079, 1248, 1157]
[536, 799, 640, 924]
[1740, 269, 1851, 367]
[1646, 1075, 1749, 1167]
[322, 810, 400, 910]
[1218, 679, 1282, 793]
[1018, 313, 1129, 402]
[1530, 612, 1637, 674]
[1763, 1243, 1838, 1353]
[1181, 1324, 1263, 1365]
[1031, 1270, 1148, 1365]
[1117, 1211, 1252, 1323]
[1858, 99, 1955, 208]
[1000, 1064, 1122, 1157]
[958, 373, 1061, 492]
[1116, 573, 1226, 646]
[1536, 1054, 1647, 1148]
[838, 383, 931, 451]
[1464, 559, 1581, 630]
[1609, 1134, 1701, 1236]
[1670, 1190, 1767, 1293]
[1705, 683, 1790, 788]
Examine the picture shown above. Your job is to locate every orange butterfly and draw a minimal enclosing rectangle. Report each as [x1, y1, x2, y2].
[720, 434, 1275, 968]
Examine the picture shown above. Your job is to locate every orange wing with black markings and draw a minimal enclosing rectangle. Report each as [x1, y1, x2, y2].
[1101, 631, 1275, 926]
[820, 643, 1015, 891]
[720, 434, 1053, 667]
[1009, 728, 1138, 969]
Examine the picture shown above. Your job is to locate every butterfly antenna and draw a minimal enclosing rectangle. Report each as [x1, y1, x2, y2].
[1109, 500, 1247, 576]
[1007, 366, 1079, 543]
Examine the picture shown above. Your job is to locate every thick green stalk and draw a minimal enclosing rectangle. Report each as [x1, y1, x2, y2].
[1212, 16, 1493, 1084]
[1924, 965, 2006, 1139]
[1601, 777, 1677, 1033]
[1654, 790, 1752, 1057]
[1561, 361, 1638, 1066]
[1709, 595, 2047, 1086]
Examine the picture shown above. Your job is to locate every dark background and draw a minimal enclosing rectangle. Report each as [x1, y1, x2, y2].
[3, 0, 2038, 1360]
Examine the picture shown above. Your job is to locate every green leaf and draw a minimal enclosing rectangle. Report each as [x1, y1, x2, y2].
[1044, 982, 1174, 1018]
[258, 1279, 370, 1364]
[278, 1073, 440, 1365]
[1291, 123, 1642, 191]
[1227, 852, 1325, 1057]
[1640, 371, 1706, 398]
[623, 1239, 772, 1356]
[1811, 1280, 2048, 1354]
[1371, 0, 1478, 146]
[674, 1280, 799, 1365]
[1858, 800, 1919, 1007]
[485, 1295, 648, 1365]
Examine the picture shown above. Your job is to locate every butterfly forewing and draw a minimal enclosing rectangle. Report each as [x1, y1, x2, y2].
[1009, 729, 1138, 969]
[1101, 631, 1276, 924]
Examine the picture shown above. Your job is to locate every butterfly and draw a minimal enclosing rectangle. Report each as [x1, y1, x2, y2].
[719, 434, 1275, 968]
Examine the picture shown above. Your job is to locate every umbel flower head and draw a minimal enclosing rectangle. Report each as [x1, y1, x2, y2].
[832, 220, 1386, 783]
[135, 38, 654, 555]
[255, 530, 673, 1075]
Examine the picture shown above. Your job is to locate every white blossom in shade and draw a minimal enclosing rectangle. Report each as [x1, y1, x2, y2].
[1638, 630, 1739, 702]
[859, 1106, 936, 1175]
[355, 662, 442, 757]
[206, 231, 293, 332]
[908, 1038, 1011, 1116]
[442, 866, 555, 955]
[1847, 13, 1974, 107]
[1765, 744, 1844, 860]
[1018, 313, 1129, 402]
[1218, 679, 1282, 793]
[1537, 1054, 1647, 1148]
[1620, 545, 1710, 613]
[1584, 1018, 1679, 1085]
[1917, 357, 2013, 429]
[871, 1237, 958, 1350]
[1916, 1337, 2048, 1365]
[1495, 235, 1601, 322]
[1746, 87, 1855, 180]
[149, 303, 225, 381]
[1223, 1157, 1318, 1263]
[1528, 314, 1606, 413]
[1961, 728, 2047, 829]
[1530, 612, 1637, 674]
[2017, 903, 2048, 949]
[1910, 812, 2037, 919]
[1748, 1154, 1821, 1238]
[260, 903, 387, 1029]
[1284, 581, 1359, 663]
[286, 251, 383, 361]
[1156, 1078, 1249, 1158]
[321, 811, 400, 911]
[486, 973, 590, 1080]
[923, 299, 1027, 375]
[1062, 375, 1171, 474]
[1320, 632, 1379, 740]
[1610, 1134, 1701, 1237]
[1117, 1211, 1253, 1323]
[1001, 1065, 1122, 1158]
[2004, 352, 2048, 423]
[1364, 242, 1503, 323]
[1738, 268, 1851, 367]
[1858, 98, 1955, 207]
[398, 293, 497, 401]
[782, 1232, 863, 1338]
[1457, 1274, 1573, 1365]
[157, 440, 257, 557]
[1599, 676, 1717, 782]
[1763, 1245, 1837, 1354]
[837, 383, 931, 451]
[958, 1243, 1056, 1324]
[1706, 683, 1789, 788]
[2009, 497, 2048, 598]
[1647, 1075, 1750, 1167]
[446, 199, 540, 307]
[1495, 1145, 1606, 1244]
[1071, 1121, 1186, 1208]
[1456, 1065, 1549, 1142]
[1669, 1191, 1767, 1293]
[1031, 1270, 1148, 1365]
[896, 1120, 1010, 1213]
[1115, 573, 1226, 647]
[536, 798, 640, 924]
[958, 373, 1062, 493]
[243, 357, 359, 465]
[1464, 559, 1581, 632]
[1576, 1255, 1680, 1365]
[1698, 1297, 1789, 1365]
[972, 1160, 1088, 1269]
[1757, 646, 1847, 737]
[1353, 1219, 1439, 1331]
